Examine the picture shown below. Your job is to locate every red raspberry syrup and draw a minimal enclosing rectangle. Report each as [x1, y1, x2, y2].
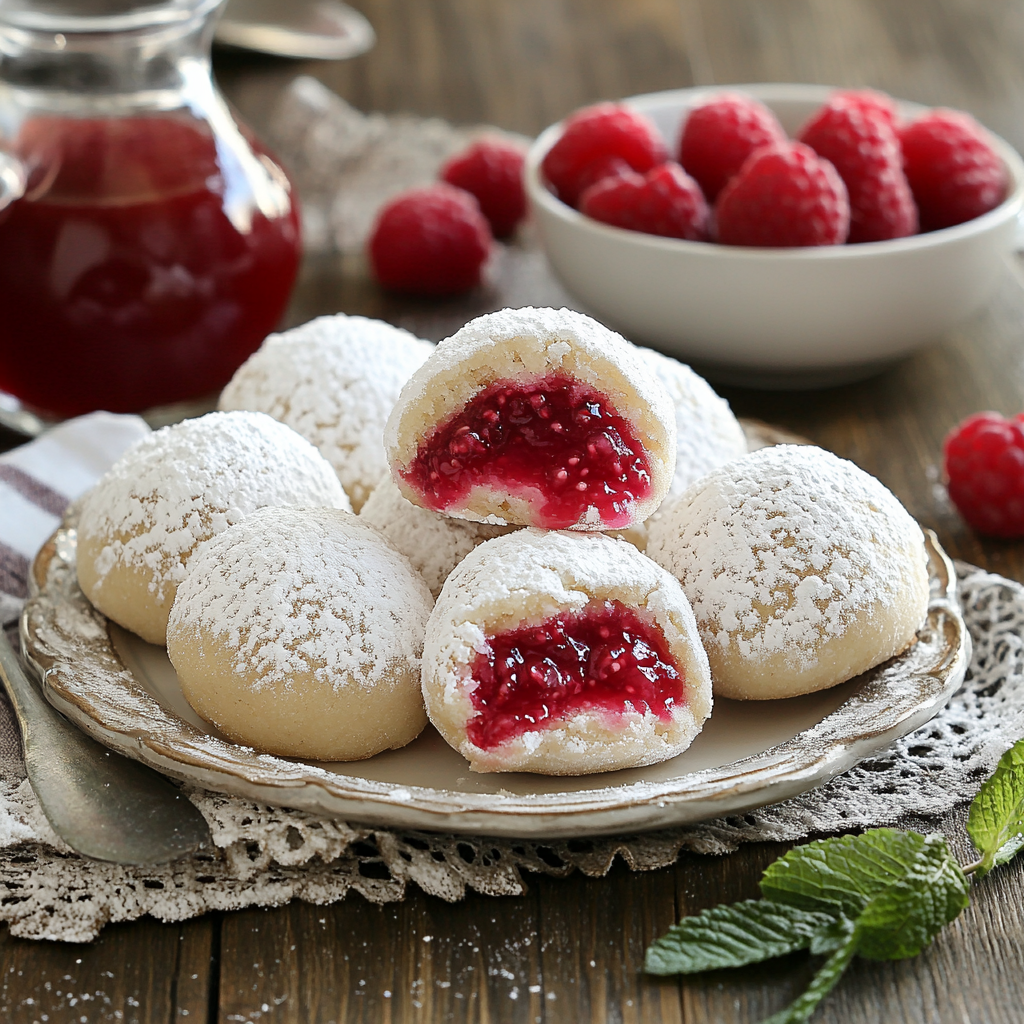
[0, 116, 301, 417]
[467, 600, 684, 751]
[404, 375, 653, 529]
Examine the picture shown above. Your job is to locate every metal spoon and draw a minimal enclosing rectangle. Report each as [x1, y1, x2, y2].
[216, 0, 375, 60]
[0, 631, 210, 865]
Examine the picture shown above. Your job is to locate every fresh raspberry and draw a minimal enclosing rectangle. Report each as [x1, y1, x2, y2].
[715, 141, 850, 247]
[579, 163, 710, 241]
[574, 154, 634, 197]
[829, 88, 899, 129]
[899, 111, 1008, 231]
[368, 184, 493, 296]
[542, 103, 668, 208]
[799, 94, 917, 243]
[944, 412, 1024, 538]
[440, 138, 527, 237]
[678, 93, 786, 202]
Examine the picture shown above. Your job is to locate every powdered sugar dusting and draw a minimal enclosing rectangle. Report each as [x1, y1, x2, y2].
[78, 411, 350, 603]
[168, 506, 433, 690]
[647, 445, 927, 671]
[219, 315, 434, 512]
[637, 347, 748, 497]
[359, 474, 517, 598]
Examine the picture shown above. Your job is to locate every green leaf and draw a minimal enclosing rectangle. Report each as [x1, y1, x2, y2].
[967, 738, 1024, 877]
[644, 900, 836, 975]
[760, 931, 858, 1024]
[855, 833, 969, 960]
[760, 828, 930, 918]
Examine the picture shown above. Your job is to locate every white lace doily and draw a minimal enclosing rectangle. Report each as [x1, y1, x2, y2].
[0, 563, 1019, 942]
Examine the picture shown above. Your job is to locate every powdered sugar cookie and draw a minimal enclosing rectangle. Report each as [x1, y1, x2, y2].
[359, 473, 518, 598]
[77, 411, 349, 645]
[647, 445, 930, 700]
[422, 529, 712, 774]
[615, 349, 747, 551]
[384, 307, 676, 530]
[167, 507, 432, 760]
[219, 314, 433, 512]
[639, 347, 747, 497]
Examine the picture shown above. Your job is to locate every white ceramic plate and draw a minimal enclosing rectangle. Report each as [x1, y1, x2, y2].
[22, 514, 968, 840]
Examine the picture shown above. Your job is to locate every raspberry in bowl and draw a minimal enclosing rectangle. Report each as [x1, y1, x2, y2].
[525, 84, 1024, 387]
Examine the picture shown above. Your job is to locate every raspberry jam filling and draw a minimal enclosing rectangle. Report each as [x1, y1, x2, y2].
[466, 601, 684, 751]
[404, 375, 653, 529]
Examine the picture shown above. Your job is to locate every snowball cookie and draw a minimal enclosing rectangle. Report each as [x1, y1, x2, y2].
[167, 507, 433, 760]
[219, 314, 434, 512]
[359, 473, 518, 598]
[647, 445, 930, 700]
[638, 347, 747, 498]
[384, 307, 677, 531]
[609, 350, 747, 553]
[422, 529, 712, 774]
[77, 411, 349, 646]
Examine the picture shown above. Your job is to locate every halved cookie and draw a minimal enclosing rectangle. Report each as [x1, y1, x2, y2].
[384, 307, 676, 530]
[422, 529, 712, 774]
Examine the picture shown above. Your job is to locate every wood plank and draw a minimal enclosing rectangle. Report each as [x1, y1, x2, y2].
[0, 916, 215, 1024]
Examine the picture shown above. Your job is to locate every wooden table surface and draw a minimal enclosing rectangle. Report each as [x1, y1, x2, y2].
[4, 1, 1024, 1021]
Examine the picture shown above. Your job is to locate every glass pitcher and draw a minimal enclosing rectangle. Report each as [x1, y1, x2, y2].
[0, 0, 301, 418]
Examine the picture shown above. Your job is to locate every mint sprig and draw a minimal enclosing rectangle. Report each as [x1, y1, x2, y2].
[644, 738, 1024, 1023]
[966, 737, 1024, 877]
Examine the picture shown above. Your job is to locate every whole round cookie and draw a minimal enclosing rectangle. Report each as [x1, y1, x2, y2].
[359, 473, 517, 598]
[219, 314, 434, 512]
[616, 348, 748, 552]
[646, 445, 930, 700]
[77, 411, 350, 645]
[422, 529, 712, 774]
[167, 507, 433, 760]
[639, 347, 747, 497]
[384, 307, 677, 531]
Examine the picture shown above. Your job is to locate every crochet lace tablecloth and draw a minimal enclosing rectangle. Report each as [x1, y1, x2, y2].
[0, 563, 1019, 942]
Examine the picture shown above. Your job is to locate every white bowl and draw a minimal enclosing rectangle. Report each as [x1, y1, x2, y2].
[525, 83, 1024, 388]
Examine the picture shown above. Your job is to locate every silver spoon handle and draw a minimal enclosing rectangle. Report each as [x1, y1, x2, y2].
[0, 629, 210, 865]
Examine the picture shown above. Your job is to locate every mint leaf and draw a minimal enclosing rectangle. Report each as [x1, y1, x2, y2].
[761, 933, 858, 1024]
[967, 738, 1024, 877]
[855, 833, 969, 960]
[644, 900, 836, 975]
[759, 828, 930, 918]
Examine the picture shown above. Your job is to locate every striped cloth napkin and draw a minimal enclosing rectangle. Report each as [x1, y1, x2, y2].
[0, 412, 150, 627]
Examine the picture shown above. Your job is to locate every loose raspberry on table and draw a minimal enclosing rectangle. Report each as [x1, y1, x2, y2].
[579, 163, 710, 240]
[944, 412, 1024, 538]
[440, 138, 527, 237]
[714, 141, 850, 247]
[368, 184, 493, 297]
[678, 93, 786, 202]
[799, 93, 917, 243]
[899, 110, 1008, 231]
[542, 103, 668, 208]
